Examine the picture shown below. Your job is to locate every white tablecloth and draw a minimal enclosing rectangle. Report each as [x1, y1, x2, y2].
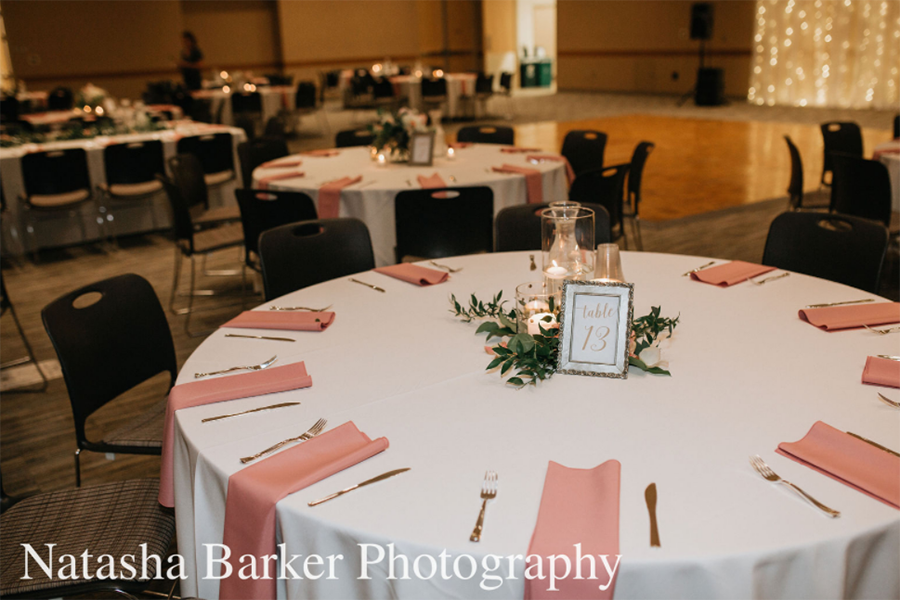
[191, 86, 295, 127]
[873, 140, 900, 212]
[0, 124, 246, 254]
[171, 251, 899, 600]
[252, 145, 569, 266]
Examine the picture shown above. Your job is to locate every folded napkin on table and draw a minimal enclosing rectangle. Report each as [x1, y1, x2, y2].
[777, 421, 900, 509]
[318, 175, 362, 218]
[449, 142, 473, 149]
[526, 460, 621, 600]
[417, 173, 447, 189]
[689, 261, 775, 287]
[527, 154, 575, 185]
[258, 158, 304, 169]
[492, 164, 543, 204]
[256, 170, 305, 190]
[222, 310, 335, 331]
[374, 264, 449, 286]
[219, 422, 389, 600]
[500, 147, 542, 153]
[158, 361, 313, 507]
[302, 149, 340, 157]
[862, 356, 900, 388]
[798, 302, 900, 331]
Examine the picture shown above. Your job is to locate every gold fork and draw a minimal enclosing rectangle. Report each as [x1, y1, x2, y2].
[864, 324, 900, 335]
[194, 355, 278, 379]
[269, 304, 333, 312]
[876, 393, 900, 409]
[430, 260, 463, 273]
[749, 455, 839, 517]
[469, 471, 498, 542]
[749, 272, 790, 286]
[239, 418, 327, 464]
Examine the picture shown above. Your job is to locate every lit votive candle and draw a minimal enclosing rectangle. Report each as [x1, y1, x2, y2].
[527, 312, 557, 336]
[545, 265, 567, 279]
[446, 146, 456, 160]
[524, 299, 550, 315]
[376, 152, 387, 167]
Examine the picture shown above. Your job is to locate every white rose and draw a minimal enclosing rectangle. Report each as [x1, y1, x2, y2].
[638, 346, 667, 369]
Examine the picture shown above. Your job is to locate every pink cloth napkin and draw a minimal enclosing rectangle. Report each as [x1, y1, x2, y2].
[221, 311, 335, 331]
[449, 142, 473, 149]
[302, 149, 340, 157]
[219, 422, 389, 600]
[258, 158, 303, 169]
[256, 170, 305, 190]
[798, 302, 900, 331]
[374, 264, 449, 286]
[689, 261, 775, 287]
[492, 164, 544, 204]
[527, 154, 576, 185]
[500, 147, 542, 153]
[776, 421, 900, 509]
[525, 460, 621, 600]
[862, 356, 900, 388]
[417, 173, 447, 189]
[158, 362, 313, 507]
[317, 175, 362, 218]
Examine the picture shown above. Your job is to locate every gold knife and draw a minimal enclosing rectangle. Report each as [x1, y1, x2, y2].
[225, 333, 295, 342]
[847, 432, 900, 458]
[308, 468, 410, 506]
[349, 278, 386, 293]
[804, 299, 875, 309]
[645, 483, 660, 547]
[202, 401, 301, 423]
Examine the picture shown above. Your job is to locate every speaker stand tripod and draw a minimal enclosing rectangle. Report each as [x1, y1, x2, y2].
[677, 39, 706, 107]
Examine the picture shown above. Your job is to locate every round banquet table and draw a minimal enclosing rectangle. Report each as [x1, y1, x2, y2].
[172, 251, 899, 600]
[252, 145, 569, 266]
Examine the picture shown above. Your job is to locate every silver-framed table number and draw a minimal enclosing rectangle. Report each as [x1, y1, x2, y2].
[557, 280, 634, 379]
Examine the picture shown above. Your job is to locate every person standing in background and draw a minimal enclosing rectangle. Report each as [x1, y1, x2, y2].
[178, 31, 203, 91]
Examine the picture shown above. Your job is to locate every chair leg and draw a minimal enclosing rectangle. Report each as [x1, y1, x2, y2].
[0, 301, 48, 392]
[184, 255, 197, 337]
[169, 247, 184, 315]
[74, 448, 82, 488]
[633, 215, 644, 251]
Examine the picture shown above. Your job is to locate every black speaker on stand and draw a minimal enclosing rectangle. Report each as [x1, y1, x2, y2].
[678, 3, 725, 107]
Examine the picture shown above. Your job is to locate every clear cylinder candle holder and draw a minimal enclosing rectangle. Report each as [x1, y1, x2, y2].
[594, 243, 625, 283]
[515, 281, 559, 335]
[541, 206, 595, 297]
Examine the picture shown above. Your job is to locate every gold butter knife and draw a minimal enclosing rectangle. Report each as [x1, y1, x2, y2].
[349, 278, 386, 293]
[682, 261, 715, 277]
[805, 299, 875, 309]
[225, 334, 295, 342]
[308, 468, 410, 506]
[645, 483, 660, 547]
[202, 401, 300, 423]
[847, 432, 900, 457]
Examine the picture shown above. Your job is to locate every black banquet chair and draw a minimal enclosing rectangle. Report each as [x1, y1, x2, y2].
[99, 139, 167, 238]
[176, 132, 237, 188]
[456, 125, 514, 145]
[494, 202, 611, 252]
[568, 165, 630, 246]
[259, 218, 375, 301]
[0, 476, 176, 598]
[619, 141, 654, 250]
[820, 121, 863, 186]
[47, 86, 74, 111]
[561, 130, 607, 177]
[237, 138, 290, 190]
[830, 153, 893, 229]
[762, 212, 888, 293]
[394, 186, 494, 262]
[41, 274, 177, 486]
[235, 188, 317, 272]
[335, 128, 375, 148]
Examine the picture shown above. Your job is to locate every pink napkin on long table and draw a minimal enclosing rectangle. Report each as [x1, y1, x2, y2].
[219, 422, 389, 600]
[302, 149, 340, 157]
[317, 175, 362, 218]
[256, 170, 305, 190]
[862, 356, 900, 388]
[689, 261, 775, 287]
[258, 158, 303, 169]
[449, 141, 473, 149]
[374, 264, 449, 286]
[492, 164, 543, 204]
[777, 421, 900, 509]
[158, 362, 313, 507]
[526, 460, 621, 600]
[222, 311, 335, 331]
[500, 147, 542, 153]
[417, 173, 446, 189]
[527, 154, 576, 185]
[798, 302, 900, 331]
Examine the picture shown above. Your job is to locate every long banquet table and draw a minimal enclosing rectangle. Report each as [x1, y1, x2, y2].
[191, 86, 295, 127]
[0, 124, 245, 255]
[252, 145, 569, 266]
[171, 251, 899, 600]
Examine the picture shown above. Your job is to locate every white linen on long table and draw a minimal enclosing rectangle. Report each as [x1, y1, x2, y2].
[252, 145, 568, 266]
[172, 251, 899, 600]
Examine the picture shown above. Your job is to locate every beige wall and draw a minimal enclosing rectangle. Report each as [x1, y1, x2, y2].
[182, 1, 280, 73]
[557, 0, 755, 97]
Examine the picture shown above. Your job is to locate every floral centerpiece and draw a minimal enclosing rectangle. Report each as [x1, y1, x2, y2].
[367, 108, 429, 161]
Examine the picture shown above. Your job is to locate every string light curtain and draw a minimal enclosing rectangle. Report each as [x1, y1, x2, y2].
[748, 0, 900, 109]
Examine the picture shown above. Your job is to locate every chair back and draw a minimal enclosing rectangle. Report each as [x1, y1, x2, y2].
[235, 188, 317, 260]
[784, 136, 803, 209]
[295, 81, 317, 109]
[176, 133, 235, 176]
[48, 86, 74, 111]
[167, 153, 210, 212]
[476, 73, 494, 95]
[820, 121, 863, 185]
[626, 141, 654, 214]
[231, 91, 262, 114]
[373, 78, 395, 100]
[421, 78, 447, 98]
[830, 153, 892, 227]
[336, 129, 375, 148]
[394, 186, 494, 261]
[494, 202, 611, 252]
[264, 116, 286, 140]
[104, 140, 165, 186]
[157, 173, 197, 248]
[21, 149, 91, 197]
[234, 116, 256, 141]
[762, 212, 888, 293]
[237, 138, 290, 187]
[568, 165, 629, 228]
[259, 218, 375, 300]
[41, 273, 177, 447]
[457, 125, 514, 145]
[561, 130, 607, 176]
[894, 114, 899, 139]
[499, 72, 513, 93]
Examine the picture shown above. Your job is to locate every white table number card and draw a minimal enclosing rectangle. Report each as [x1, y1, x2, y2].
[557, 280, 634, 379]
[409, 131, 435, 166]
